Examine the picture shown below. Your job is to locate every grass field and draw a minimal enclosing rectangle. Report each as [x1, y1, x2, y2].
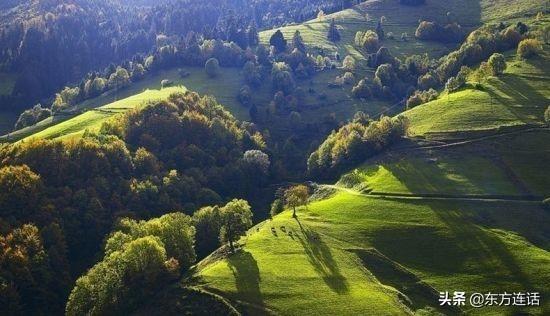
[0, 72, 16, 96]
[195, 190, 550, 315]
[405, 55, 549, 136]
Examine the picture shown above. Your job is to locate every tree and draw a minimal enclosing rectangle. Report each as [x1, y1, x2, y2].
[284, 185, 309, 218]
[352, 79, 372, 99]
[270, 198, 284, 217]
[328, 19, 341, 42]
[517, 39, 543, 59]
[219, 199, 253, 252]
[0, 165, 42, 220]
[108, 67, 130, 90]
[205, 58, 220, 78]
[487, 53, 506, 76]
[243, 61, 261, 87]
[342, 55, 356, 71]
[66, 237, 170, 316]
[247, 23, 260, 47]
[243, 150, 270, 174]
[376, 20, 385, 41]
[192, 206, 223, 258]
[357, 30, 379, 53]
[292, 30, 306, 53]
[269, 30, 287, 53]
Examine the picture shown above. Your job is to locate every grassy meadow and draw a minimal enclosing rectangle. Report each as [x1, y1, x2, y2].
[405, 55, 549, 136]
[196, 190, 550, 315]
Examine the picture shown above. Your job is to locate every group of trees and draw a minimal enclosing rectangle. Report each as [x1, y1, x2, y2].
[67, 198, 253, 314]
[1, 0, 348, 113]
[415, 20, 464, 43]
[308, 113, 409, 177]
[0, 91, 271, 314]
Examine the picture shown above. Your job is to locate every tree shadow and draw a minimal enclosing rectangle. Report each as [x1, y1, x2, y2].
[433, 203, 536, 290]
[226, 250, 266, 310]
[486, 75, 548, 123]
[294, 217, 349, 293]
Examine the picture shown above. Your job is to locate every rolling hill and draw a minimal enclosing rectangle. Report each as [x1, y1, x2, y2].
[0, 1, 548, 314]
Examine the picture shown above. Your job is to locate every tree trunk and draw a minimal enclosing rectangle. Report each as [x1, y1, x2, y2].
[292, 206, 296, 218]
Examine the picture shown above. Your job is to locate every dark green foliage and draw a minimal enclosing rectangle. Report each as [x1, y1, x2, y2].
[219, 199, 253, 252]
[205, 58, 221, 78]
[270, 30, 287, 53]
[271, 62, 296, 94]
[193, 206, 223, 258]
[352, 79, 372, 99]
[406, 89, 439, 109]
[66, 213, 195, 315]
[0, 224, 70, 315]
[415, 21, 464, 43]
[14, 104, 51, 130]
[292, 30, 307, 53]
[355, 30, 379, 53]
[308, 116, 409, 177]
[243, 61, 262, 87]
[487, 53, 507, 75]
[517, 39, 543, 59]
[328, 18, 341, 42]
[270, 198, 284, 217]
[238, 85, 252, 106]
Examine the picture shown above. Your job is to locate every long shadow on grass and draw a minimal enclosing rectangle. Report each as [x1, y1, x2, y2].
[294, 217, 349, 293]
[227, 251, 265, 309]
[370, 200, 536, 290]
[432, 202, 535, 290]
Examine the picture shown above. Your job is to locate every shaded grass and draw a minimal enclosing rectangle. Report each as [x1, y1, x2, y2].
[341, 154, 520, 196]
[197, 191, 550, 315]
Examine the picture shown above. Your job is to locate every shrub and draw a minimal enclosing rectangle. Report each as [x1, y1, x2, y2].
[415, 21, 463, 43]
[342, 55, 356, 71]
[205, 58, 220, 77]
[417, 72, 439, 90]
[327, 18, 341, 42]
[351, 79, 372, 99]
[15, 104, 52, 130]
[356, 30, 379, 53]
[487, 53, 506, 75]
[502, 27, 522, 48]
[342, 72, 355, 85]
[517, 39, 543, 59]
[406, 89, 438, 109]
[269, 30, 287, 53]
[238, 85, 252, 106]
[308, 116, 409, 176]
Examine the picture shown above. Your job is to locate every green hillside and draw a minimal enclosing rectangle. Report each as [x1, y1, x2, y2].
[194, 189, 549, 315]
[19, 86, 184, 141]
[405, 56, 549, 137]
